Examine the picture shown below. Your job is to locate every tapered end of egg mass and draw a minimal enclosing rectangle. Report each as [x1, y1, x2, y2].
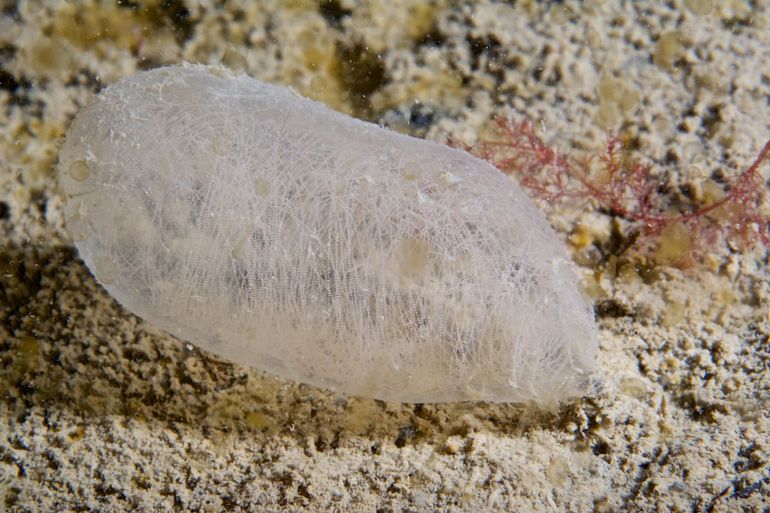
[57, 64, 598, 407]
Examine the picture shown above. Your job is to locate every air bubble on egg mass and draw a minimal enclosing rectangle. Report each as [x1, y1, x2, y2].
[57, 64, 598, 407]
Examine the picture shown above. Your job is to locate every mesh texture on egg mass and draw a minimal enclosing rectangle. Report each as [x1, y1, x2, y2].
[58, 65, 598, 405]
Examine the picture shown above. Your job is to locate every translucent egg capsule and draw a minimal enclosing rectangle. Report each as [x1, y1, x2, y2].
[58, 65, 597, 406]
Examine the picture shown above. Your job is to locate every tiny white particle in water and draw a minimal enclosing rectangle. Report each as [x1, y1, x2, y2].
[57, 64, 598, 406]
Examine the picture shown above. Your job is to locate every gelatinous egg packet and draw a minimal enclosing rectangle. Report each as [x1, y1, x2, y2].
[58, 64, 598, 407]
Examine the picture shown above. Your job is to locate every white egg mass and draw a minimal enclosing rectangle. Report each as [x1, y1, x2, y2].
[58, 64, 597, 406]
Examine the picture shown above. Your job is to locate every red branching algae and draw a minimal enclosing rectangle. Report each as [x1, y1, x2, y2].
[465, 116, 770, 266]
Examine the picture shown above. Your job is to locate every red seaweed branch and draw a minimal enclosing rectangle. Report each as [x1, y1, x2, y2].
[465, 116, 770, 265]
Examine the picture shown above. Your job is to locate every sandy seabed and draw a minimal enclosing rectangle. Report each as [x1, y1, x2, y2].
[1, 1, 769, 512]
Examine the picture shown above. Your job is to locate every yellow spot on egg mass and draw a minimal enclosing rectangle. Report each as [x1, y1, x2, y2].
[69, 160, 91, 182]
[401, 162, 421, 181]
[254, 178, 271, 197]
[66, 213, 92, 242]
[395, 237, 431, 281]
[94, 256, 117, 285]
